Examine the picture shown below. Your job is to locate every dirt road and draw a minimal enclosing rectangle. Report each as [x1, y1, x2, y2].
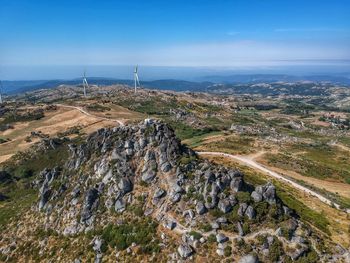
[197, 151, 350, 214]
[56, 104, 125, 126]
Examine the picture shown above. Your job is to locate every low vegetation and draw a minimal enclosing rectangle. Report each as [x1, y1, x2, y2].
[101, 218, 160, 254]
[0, 109, 45, 125]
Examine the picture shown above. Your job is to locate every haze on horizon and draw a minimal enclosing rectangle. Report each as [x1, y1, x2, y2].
[0, 0, 350, 79]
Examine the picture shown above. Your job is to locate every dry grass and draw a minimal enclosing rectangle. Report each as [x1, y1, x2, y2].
[0, 104, 143, 163]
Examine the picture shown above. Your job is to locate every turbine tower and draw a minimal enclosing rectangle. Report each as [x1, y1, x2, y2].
[0, 80, 3, 104]
[82, 70, 89, 97]
[134, 65, 140, 93]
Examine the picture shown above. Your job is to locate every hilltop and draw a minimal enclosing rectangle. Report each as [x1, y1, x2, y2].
[0, 120, 347, 262]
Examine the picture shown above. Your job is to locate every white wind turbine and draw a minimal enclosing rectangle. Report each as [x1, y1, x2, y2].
[82, 70, 89, 97]
[134, 65, 140, 93]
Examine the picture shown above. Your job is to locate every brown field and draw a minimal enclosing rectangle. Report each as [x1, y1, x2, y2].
[0, 104, 144, 163]
[84, 102, 145, 120]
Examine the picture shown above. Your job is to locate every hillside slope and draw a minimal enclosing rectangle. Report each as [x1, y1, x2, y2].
[0, 120, 348, 262]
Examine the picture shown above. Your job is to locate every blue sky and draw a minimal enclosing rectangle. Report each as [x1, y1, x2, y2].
[0, 0, 350, 78]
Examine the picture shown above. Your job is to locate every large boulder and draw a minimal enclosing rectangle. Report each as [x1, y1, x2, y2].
[204, 170, 216, 183]
[178, 243, 193, 258]
[115, 198, 126, 213]
[216, 233, 228, 243]
[153, 188, 166, 199]
[230, 177, 244, 192]
[218, 199, 232, 214]
[238, 203, 248, 217]
[196, 201, 207, 215]
[263, 183, 276, 204]
[237, 222, 245, 236]
[239, 254, 258, 263]
[245, 206, 256, 220]
[118, 178, 133, 194]
[38, 188, 51, 210]
[251, 191, 263, 202]
[141, 169, 156, 183]
[81, 188, 99, 222]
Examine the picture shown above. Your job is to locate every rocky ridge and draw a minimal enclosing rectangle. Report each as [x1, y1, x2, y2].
[0, 120, 348, 262]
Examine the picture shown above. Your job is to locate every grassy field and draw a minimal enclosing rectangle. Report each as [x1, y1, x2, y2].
[195, 134, 256, 155]
[182, 130, 223, 148]
[265, 143, 350, 184]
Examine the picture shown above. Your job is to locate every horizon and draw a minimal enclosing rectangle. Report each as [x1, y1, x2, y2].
[2, 63, 350, 81]
[1, 0, 350, 80]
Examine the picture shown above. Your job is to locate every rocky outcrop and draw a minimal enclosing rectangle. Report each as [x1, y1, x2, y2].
[252, 182, 277, 204]
[17, 120, 336, 262]
[81, 188, 99, 222]
[239, 254, 259, 263]
[178, 243, 193, 258]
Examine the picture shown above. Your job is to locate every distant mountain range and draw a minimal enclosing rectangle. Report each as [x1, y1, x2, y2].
[199, 74, 350, 84]
[1, 74, 350, 95]
[1, 78, 212, 94]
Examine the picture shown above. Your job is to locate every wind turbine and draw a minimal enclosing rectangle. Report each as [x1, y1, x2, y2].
[134, 65, 140, 93]
[0, 80, 3, 104]
[82, 70, 89, 97]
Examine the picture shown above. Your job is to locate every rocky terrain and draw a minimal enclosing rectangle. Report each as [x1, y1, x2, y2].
[0, 119, 348, 262]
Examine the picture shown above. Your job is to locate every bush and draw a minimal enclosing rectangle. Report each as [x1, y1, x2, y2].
[15, 167, 33, 178]
[242, 222, 250, 234]
[101, 218, 159, 253]
[207, 234, 216, 243]
[189, 231, 202, 240]
[236, 191, 251, 204]
[254, 201, 269, 220]
[86, 103, 111, 112]
[200, 223, 212, 232]
[209, 208, 224, 217]
[179, 155, 197, 165]
[227, 206, 240, 222]
[224, 246, 232, 257]
[269, 237, 282, 262]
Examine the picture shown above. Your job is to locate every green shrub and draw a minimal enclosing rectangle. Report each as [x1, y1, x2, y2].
[101, 218, 158, 253]
[200, 223, 212, 232]
[209, 208, 224, 217]
[86, 103, 111, 112]
[242, 222, 250, 234]
[269, 237, 283, 262]
[236, 191, 251, 204]
[207, 234, 216, 243]
[179, 155, 197, 165]
[15, 167, 34, 178]
[189, 231, 202, 240]
[224, 246, 232, 257]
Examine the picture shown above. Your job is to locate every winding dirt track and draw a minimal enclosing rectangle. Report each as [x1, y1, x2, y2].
[197, 151, 350, 214]
[56, 104, 125, 126]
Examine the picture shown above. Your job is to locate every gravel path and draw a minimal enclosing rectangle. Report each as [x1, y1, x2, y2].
[56, 104, 125, 126]
[197, 151, 350, 214]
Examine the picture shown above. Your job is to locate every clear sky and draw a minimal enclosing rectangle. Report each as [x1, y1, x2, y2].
[1, 0, 350, 77]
